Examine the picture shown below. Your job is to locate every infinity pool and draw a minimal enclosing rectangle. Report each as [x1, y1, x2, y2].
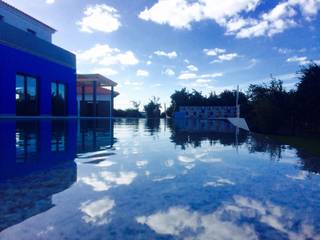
[0, 119, 320, 240]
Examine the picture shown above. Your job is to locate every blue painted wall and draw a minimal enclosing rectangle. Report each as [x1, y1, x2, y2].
[0, 44, 77, 116]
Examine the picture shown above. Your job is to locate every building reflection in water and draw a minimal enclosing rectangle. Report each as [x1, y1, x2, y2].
[0, 120, 78, 231]
[77, 119, 115, 154]
[169, 119, 249, 149]
[0, 120, 77, 180]
[0, 119, 116, 231]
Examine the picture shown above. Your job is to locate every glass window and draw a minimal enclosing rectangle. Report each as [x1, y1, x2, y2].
[16, 75, 25, 101]
[16, 74, 38, 116]
[58, 84, 65, 100]
[51, 82, 57, 97]
[27, 77, 37, 98]
[52, 82, 67, 116]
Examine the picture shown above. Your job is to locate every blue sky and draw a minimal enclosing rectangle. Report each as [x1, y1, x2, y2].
[5, 0, 320, 109]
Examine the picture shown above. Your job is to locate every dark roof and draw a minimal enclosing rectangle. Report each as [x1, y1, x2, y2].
[77, 74, 118, 87]
[0, 1, 56, 32]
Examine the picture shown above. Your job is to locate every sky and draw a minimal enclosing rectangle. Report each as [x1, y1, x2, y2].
[4, 0, 320, 109]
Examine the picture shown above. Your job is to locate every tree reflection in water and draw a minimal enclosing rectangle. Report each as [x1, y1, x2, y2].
[168, 119, 320, 174]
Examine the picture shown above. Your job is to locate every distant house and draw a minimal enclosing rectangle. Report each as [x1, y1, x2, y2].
[77, 74, 118, 117]
[0, 1, 76, 116]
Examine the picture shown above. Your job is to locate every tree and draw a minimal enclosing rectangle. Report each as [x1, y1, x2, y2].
[296, 64, 320, 134]
[144, 96, 161, 118]
[131, 101, 141, 111]
[247, 79, 292, 134]
[170, 88, 190, 111]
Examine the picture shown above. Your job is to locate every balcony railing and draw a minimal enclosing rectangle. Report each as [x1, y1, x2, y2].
[0, 21, 75, 69]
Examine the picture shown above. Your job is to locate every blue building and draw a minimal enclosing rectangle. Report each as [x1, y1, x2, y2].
[0, 1, 76, 116]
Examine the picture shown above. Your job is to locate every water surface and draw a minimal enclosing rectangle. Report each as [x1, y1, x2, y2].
[0, 119, 320, 240]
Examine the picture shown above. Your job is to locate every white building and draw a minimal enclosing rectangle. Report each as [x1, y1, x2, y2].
[0, 1, 55, 42]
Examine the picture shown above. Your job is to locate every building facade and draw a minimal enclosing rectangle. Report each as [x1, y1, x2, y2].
[175, 106, 238, 119]
[0, 1, 76, 116]
[77, 74, 118, 117]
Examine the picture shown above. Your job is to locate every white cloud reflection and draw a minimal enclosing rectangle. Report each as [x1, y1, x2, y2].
[204, 178, 235, 187]
[136, 195, 319, 240]
[178, 150, 223, 165]
[164, 159, 175, 167]
[153, 175, 176, 182]
[80, 171, 137, 191]
[80, 197, 115, 225]
[100, 171, 137, 185]
[286, 171, 309, 181]
[136, 160, 149, 168]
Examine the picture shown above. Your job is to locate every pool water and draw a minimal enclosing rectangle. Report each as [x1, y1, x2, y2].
[0, 119, 320, 240]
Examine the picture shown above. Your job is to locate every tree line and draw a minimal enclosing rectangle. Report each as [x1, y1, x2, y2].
[114, 64, 320, 136]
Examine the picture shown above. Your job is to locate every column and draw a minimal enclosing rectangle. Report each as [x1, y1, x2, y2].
[110, 86, 114, 118]
[93, 81, 97, 117]
[81, 85, 85, 117]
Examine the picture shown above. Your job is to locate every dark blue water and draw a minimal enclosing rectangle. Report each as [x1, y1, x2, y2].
[0, 119, 320, 240]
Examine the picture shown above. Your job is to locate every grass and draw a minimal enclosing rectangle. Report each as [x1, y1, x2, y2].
[269, 135, 320, 157]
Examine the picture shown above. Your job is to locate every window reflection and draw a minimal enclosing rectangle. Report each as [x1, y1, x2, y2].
[51, 121, 67, 152]
[15, 121, 39, 162]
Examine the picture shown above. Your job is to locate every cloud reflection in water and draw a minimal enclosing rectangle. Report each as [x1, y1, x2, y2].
[80, 197, 115, 226]
[137, 196, 320, 240]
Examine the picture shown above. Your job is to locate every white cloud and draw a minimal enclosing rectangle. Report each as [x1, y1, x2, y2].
[146, 60, 152, 65]
[138, 0, 320, 38]
[91, 67, 118, 76]
[204, 48, 238, 63]
[77, 44, 139, 66]
[154, 50, 178, 59]
[184, 59, 190, 64]
[139, 0, 260, 30]
[124, 80, 144, 86]
[225, 0, 320, 38]
[178, 72, 223, 80]
[287, 56, 309, 65]
[177, 70, 224, 89]
[187, 65, 199, 72]
[287, 56, 320, 66]
[46, 0, 55, 4]
[212, 53, 238, 63]
[163, 68, 176, 76]
[78, 4, 121, 33]
[275, 47, 306, 54]
[196, 79, 211, 83]
[178, 73, 197, 80]
[139, 0, 203, 29]
[203, 48, 226, 56]
[136, 69, 149, 77]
